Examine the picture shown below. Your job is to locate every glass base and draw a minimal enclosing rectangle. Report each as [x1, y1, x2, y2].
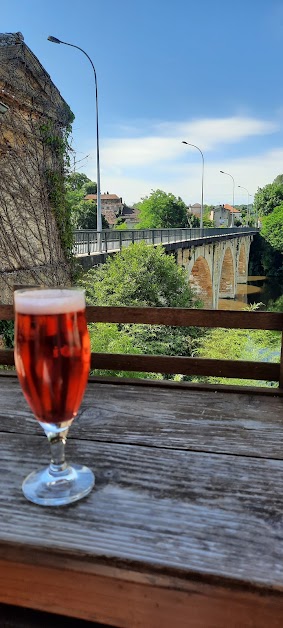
[22, 463, 95, 506]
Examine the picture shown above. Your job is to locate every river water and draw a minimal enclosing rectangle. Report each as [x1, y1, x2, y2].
[218, 276, 283, 310]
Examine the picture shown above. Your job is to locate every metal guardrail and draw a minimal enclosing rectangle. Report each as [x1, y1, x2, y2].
[73, 227, 259, 256]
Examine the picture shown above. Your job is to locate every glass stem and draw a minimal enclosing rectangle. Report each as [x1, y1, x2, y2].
[41, 423, 71, 475]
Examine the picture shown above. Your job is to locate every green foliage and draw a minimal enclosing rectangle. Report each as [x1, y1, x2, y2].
[83, 181, 97, 195]
[45, 169, 74, 254]
[66, 172, 92, 191]
[88, 323, 161, 379]
[261, 203, 283, 253]
[0, 320, 14, 348]
[254, 177, 283, 217]
[137, 189, 189, 229]
[80, 241, 201, 308]
[76, 200, 109, 230]
[194, 327, 280, 387]
[40, 120, 74, 258]
[79, 243, 204, 378]
[267, 295, 283, 312]
[65, 172, 106, 229]
[187, 215, 200, 227]
[273, 174, 283, 185]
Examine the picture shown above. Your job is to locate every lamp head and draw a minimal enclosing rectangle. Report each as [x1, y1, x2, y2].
[220, 170, 224, 174]
[47, 36, 61, 44]
[182, 141, 188, 144]
[0, 101, 9, 115]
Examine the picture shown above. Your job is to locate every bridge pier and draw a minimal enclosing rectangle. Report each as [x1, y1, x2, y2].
[180, 235, 253, 309]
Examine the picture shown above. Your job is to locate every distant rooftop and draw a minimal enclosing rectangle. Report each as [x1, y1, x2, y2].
[84, 194, 122, 201]
[224, 204, 241, 214]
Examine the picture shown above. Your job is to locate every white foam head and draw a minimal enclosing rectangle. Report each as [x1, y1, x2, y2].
[14, 288, 86, 315]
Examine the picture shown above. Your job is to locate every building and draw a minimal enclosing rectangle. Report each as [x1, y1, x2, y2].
[84, 193, 123, 227]
[187, 203, 201, 218]
[84, 193, 140, 228]
[0, 32, 73, 303]
[210, 204, 242, 227]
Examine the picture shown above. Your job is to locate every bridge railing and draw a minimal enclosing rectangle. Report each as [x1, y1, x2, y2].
[73, 227, 258, 256]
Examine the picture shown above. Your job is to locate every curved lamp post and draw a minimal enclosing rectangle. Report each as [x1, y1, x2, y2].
[48, 36, 102, 249]
[182, 141, 204, 229]
[220, 170, 235, 226]
[238, 185, 252, 226]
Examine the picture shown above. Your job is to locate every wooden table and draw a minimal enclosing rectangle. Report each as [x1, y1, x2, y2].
[1, 373, 283, 627]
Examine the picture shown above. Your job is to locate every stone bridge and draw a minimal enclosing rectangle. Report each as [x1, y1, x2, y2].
[176, 235, 252, 309]
[74, 228, 257, 310]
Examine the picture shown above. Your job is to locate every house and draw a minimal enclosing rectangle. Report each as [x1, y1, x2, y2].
[84, 192, 123, 227]
[120, 205, 140, 229]
[210, 204, 242, 227]
[187, 203, 201, 218]
[84, 193, 140, 228]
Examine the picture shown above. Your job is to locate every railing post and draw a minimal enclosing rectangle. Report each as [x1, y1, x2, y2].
[119, 232, 122, 251]
[152, 230, 155, 245]
[87, 231, 90, 255]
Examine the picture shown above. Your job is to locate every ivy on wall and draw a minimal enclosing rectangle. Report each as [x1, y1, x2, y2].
[40, 112, 75, 264]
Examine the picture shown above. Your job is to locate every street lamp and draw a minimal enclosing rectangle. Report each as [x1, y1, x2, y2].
[238, 185, 252, 226]
[182, 141, 204, 229]
[220, 170, 235, 226]
[0, 102, 9, 115]
[47, 35, 102, 249]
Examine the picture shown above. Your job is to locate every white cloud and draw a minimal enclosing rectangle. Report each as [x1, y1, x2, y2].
[96, 116, 277, 170]
[82, 114, 282, 205]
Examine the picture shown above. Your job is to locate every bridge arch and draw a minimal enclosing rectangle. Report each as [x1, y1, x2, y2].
[237, 240, 249, 284]
[217, 244, 236, 303]
[189, 255, 213, 308]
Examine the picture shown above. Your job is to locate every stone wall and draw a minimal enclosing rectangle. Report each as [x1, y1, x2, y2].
[0, 32, 73, 303]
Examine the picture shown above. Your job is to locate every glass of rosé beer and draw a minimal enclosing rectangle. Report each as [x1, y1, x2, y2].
[14, 287, 94, 506]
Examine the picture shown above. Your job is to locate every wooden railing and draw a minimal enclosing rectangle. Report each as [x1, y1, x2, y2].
[1, 305, 282, 392]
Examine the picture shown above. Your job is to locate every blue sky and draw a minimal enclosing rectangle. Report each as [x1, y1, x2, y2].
[2, 0, 283, 205]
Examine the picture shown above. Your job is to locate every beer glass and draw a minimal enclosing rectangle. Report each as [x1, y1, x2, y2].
[14, 288, 94, 506]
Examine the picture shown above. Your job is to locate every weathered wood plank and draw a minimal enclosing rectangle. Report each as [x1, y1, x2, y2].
[90, 353, 280, 380]
[86, 306, 283, 329]
[1, 349, 279, 381]
[1, 557, 283, 628]
[1, 433, 283, 591]
[1, 303, 283, 330]
[1, 378, 283, 460]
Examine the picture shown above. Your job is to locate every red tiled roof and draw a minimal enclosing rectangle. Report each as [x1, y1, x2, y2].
[102, 209, 117, 225]
[84, 194, 121, 201]
[224, 204, 241, 213]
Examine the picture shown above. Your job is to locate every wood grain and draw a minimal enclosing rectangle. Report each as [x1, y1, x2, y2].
[0, 348, 280, 381]
[1, 433, 283, 588]
[1, 377, 283, 625]
[1, 558, 283, 627]
[1, 377, 283, 459]
[1, 303, 283, 330]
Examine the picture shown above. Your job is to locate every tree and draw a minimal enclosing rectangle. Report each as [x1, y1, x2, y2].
[261, 203, 283, 253]
[254, 176, 283, 217]
[81, 241, 200, 307]
[76, 200, 109, 230]
[83, 181, 97, 195]
[187, 215, 200, 228]
[194, 326, 280, 387]
[79, 242, 204, 363]
[137, 189, 189, 228]
[66, 172, 91, 191]
[65, 172, 100, 228]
